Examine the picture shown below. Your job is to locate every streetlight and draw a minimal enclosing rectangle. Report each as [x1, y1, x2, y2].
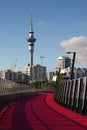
[66, 52, 76, 80]
[40, 56, 44, 66]
[40, 56, 45, 86]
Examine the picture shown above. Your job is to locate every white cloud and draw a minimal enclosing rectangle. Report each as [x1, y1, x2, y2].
[59, 36, 87, 66]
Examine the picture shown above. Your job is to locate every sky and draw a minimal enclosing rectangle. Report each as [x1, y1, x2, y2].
[0, 0, 87, 72]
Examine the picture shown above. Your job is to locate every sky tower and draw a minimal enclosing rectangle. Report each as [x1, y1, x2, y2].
[27, 13, 36, 79]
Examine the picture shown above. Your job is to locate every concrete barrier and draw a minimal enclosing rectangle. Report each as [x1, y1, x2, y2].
[0, 91, 37, 111]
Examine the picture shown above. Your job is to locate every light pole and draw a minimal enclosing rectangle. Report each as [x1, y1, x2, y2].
[66, 52, 76, 80]
[40, 56, 45, 87]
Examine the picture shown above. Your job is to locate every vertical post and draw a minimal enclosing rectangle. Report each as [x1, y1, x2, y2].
[71, 52, 76, 80]
[40, 56, 44, 87]
[66, 52, 76, 80]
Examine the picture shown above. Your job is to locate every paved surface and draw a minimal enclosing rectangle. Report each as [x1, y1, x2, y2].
[0, 92, 87, 130]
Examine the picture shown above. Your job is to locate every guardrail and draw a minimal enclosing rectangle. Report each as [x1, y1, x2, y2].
[54, 77, 87, 116]
[0, 78, 37, 111]
[1, 77, 87, 116]
[0, 78, 36, 95]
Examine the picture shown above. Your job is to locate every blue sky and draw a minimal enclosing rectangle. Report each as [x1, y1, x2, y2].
[0, 0, 87, 72]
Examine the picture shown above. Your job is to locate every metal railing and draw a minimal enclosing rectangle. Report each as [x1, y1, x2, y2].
[0, 78, 37, 95]
[54, 77, 87, 116]
[0, 78, 37, 111]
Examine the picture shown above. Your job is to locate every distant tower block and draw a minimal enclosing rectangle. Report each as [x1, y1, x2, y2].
[27, 13, 36, 78]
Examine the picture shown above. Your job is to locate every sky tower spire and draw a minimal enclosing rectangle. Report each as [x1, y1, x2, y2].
[30, 11, 33, 32]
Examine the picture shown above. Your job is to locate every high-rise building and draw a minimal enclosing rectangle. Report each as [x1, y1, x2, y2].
[57, 56, 71, 70]
[24, 64, 46, 82]
[27, 13, 36, 80]
[0, 69, 28, 83]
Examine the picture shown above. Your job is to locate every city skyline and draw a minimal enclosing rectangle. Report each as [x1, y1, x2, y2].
[0, 0, 87, 72]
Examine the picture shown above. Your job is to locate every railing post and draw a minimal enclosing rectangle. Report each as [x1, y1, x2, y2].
[83, 78, 87, 115]
[64, 81, 69, 106]
[67, 80, 72, 108]
[72, 78, 80, 111]
[61, 82, 66, 105]
[77, 77, 87, 114]
[69, 79, 76, 109]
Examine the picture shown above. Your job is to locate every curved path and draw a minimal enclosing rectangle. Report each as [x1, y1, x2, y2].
[0, 92, 87, 130]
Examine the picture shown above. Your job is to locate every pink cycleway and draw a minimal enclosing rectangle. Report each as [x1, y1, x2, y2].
[0, 92, 87, 130]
